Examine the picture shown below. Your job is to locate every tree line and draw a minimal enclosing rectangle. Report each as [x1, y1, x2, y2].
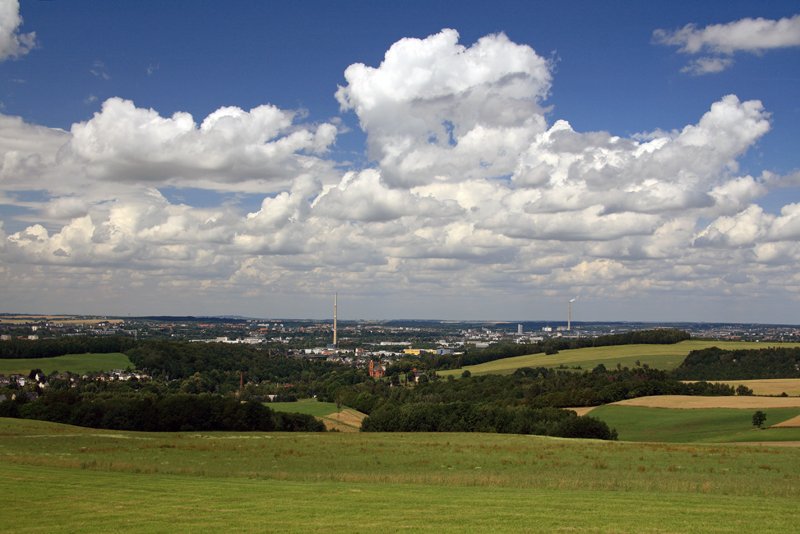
[0, 389, 324, 432]
[362, 402, 617, 440]
[673, 346, 800, 380]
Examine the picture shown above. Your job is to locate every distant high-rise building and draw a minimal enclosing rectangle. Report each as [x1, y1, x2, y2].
[517, 324, 523, 335]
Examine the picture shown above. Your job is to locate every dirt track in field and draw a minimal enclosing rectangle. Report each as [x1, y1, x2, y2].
[610, 395, 800, 409]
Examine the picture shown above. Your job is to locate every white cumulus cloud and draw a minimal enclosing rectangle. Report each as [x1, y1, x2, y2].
[65, 98, 339, 192]
[655, 14, 800, 74]
[0, 0, 35, 61]
[336, 29, 551, 187]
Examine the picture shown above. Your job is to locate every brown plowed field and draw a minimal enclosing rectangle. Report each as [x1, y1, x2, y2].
[610, 395, 800, 409]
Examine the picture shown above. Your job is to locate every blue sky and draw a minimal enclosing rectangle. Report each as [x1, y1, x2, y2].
[1, 1, 799, 322]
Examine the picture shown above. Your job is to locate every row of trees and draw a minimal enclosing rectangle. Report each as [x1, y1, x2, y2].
[0, 390, 324, 432]
[362, 403, 617, 440]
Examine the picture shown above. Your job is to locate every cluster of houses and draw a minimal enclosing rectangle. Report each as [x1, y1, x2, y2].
[0, 369, 151, 393]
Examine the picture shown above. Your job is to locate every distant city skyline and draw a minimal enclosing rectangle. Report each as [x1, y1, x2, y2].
[1, 1, 800, 323]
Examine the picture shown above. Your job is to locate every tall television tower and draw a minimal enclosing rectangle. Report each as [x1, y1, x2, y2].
[333, 292, 338, 347]
[568, 298, 576, 331]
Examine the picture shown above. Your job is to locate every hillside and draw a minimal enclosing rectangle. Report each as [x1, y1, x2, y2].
[440, 340, 800, 377]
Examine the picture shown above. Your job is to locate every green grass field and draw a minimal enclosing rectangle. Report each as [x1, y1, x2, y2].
[267, 398, 340, 417]
[1, 418, 799, 532]
[440, 340, 800, 377]
[589, 405, 800, 443]
[0, 352, 132, 375]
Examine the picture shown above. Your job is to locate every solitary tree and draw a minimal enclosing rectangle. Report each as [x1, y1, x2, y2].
[752, 411, 767, 429]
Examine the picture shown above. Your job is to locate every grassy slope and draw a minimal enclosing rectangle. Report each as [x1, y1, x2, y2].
[0, 352, 132, 375]
[441, 340, 800, 376]
[1, 418, 799, 532]
[590, 405, 800, 443]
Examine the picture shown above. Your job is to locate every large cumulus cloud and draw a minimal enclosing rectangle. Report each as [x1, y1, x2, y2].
[66, 98, 339, 192]
[336, 29, 551, 187]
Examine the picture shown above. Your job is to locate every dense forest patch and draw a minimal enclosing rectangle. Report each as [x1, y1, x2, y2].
[674, 347, 800, 380]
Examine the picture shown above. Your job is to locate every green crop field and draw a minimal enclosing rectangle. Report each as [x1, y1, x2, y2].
[267, 398, 340, 417]
[589, 405, 800, 443]
[440, 340, 800, 377]
[0, 352, 132, 375]
[1, 418, 799, 532]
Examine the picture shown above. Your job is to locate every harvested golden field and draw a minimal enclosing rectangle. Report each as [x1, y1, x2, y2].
[697, 378, 800, 396]
[610, 395, 800, 409]
[321, 408, 366, 432]
[772, 415, 800, 428]
[0, 315, 122, 325]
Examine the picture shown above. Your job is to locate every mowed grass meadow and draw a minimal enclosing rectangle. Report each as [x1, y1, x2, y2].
[2, 418, 799, 532]
[440, 340, 800, 376]
[0, 352, 132, 375]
